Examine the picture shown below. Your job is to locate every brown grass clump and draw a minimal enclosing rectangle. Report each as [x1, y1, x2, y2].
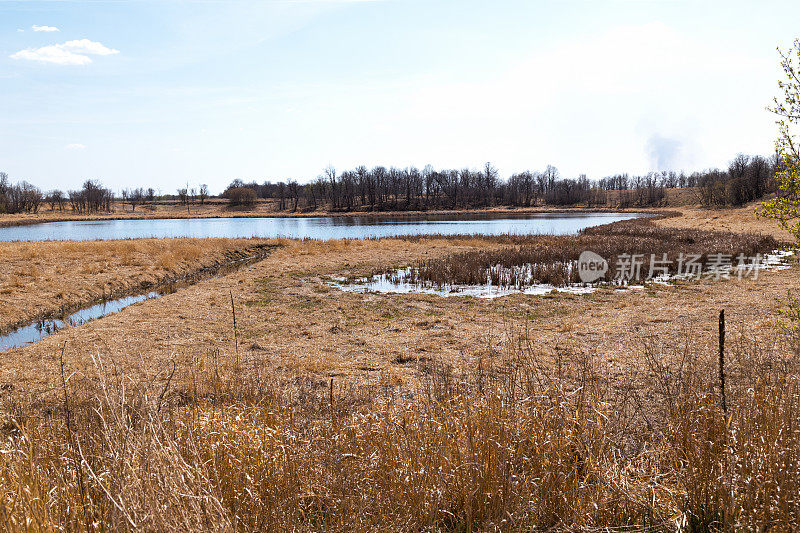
[394, 218, 783, 289]
[669, 379, 800, 530]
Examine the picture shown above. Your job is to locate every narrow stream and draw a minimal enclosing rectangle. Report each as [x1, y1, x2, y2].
[0, 248, 272, 353]
[0, 293, 161, 352]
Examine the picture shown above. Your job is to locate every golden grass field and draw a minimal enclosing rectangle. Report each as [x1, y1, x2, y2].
[0, 203, 798, 530]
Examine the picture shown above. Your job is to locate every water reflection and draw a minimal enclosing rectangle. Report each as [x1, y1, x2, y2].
[0, 292, 160, 353]
[0, 212, 646, 242]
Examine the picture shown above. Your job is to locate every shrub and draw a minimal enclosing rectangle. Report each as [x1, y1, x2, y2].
[225, 186, 257, 207]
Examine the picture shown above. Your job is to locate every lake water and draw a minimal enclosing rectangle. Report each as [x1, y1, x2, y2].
[0, 212, 645, 242]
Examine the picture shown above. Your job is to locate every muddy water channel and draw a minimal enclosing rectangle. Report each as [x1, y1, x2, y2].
[0, 250, 270, 353]
[0, 292, 161, 352]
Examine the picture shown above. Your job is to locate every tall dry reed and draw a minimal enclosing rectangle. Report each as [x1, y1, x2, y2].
[389, 219, 783, 289]
[0, 317, 797, 530]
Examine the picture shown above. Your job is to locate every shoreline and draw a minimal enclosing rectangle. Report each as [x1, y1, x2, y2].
[0, 238, 279, 335]
[0, 205, 677, 229]
[4, 207, 795, 398]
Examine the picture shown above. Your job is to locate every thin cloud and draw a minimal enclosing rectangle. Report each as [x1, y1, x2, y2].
[65, 143, 87, 150]
[10, 39, 119, 65]
[32, 25, 60, 32]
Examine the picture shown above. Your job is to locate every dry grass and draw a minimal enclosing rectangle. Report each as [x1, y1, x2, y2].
[0, 238, 278, 331]
[0, 206, 797, 529]
[0, 315, 797, 530]
[2, 216, 797, 403]
[652, 202, 797, 241]
[390, 218, 782, 289]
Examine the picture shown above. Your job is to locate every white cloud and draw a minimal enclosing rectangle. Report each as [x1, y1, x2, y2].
[10, 39, 119, 65]
[65, 143, 87, 150]
[32, 25, 59, 32]
[17, 28, 24, 33]
[61, 39, 119, 56]
[12, 46, 92, 65]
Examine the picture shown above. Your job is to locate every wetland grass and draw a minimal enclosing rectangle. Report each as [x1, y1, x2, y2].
[0, 238, 279, 333]
[390, 219, 784, 289]
[0, 318, 798, 530]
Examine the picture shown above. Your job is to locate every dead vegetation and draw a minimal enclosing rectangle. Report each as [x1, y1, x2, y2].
[389, 218, 784, 289]
[0, 208, 798, 530]
[0, 238, 278, 332]
[0, 315, 797, 530]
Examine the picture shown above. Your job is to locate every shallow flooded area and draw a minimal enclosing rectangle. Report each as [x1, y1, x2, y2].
[333, 249, 796, 299]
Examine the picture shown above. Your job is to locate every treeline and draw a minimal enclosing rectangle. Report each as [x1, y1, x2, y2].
[224, 164, 615, 212]
[223, 153, 778, 212]
[0, 172, 43, 214]
[695, 154, 777, 207]
[0, 173, 209, 215]
[66, 180, 115, 214]
[0, 153, 779, 215]
[0, 174, 115, 215]
[119, 188, 156, 212]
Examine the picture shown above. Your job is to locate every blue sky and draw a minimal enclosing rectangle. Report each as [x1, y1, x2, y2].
[1, 0, 799, 194]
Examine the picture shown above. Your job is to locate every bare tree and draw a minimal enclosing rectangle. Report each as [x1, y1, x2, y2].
[130, 188, 145, 212]
[47, 190, 65, 211]
[288, 180, 299, 211]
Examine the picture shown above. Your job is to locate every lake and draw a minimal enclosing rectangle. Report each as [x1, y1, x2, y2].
[0, 212, 646, 242]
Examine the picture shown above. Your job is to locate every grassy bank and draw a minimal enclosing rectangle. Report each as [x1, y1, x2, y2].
[0, 238, 278, 332]
[0, 207, 798, 529]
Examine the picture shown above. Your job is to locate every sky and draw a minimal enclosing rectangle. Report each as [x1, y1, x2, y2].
[1, 0, 799, 194]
